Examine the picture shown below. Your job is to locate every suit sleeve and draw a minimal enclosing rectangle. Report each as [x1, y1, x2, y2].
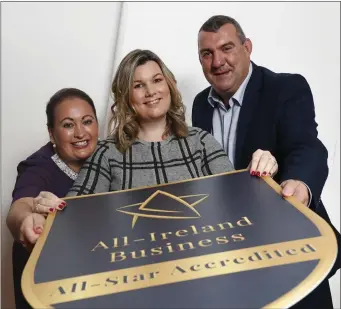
[67, 143, 112, 196]
[277, 75, 328, 209]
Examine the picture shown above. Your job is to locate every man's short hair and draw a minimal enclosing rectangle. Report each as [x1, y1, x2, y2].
[199, 15, 247, 43]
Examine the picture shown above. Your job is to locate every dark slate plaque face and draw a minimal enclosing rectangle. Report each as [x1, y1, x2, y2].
[22, 171, 337, 308]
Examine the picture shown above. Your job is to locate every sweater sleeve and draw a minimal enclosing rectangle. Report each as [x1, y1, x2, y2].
[12, 165, 49, 203]
[67, 142, 112, 196]
[198, 129, 235, 175]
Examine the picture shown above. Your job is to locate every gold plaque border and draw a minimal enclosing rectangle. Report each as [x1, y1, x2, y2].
[21, 169, 338, 308]
[30, 236, 328, 305]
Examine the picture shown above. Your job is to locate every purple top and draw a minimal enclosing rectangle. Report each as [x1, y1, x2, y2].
[12, 142, 75, 203]
[11, 142, 77, 309]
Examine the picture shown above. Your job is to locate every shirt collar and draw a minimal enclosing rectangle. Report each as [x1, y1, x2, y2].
[208, 62, 253, 108]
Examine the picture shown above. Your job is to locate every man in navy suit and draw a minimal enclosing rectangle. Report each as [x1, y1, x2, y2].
[192, 15, 340, 308]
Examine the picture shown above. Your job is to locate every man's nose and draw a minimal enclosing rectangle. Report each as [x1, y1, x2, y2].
[211, 53, 225, 69]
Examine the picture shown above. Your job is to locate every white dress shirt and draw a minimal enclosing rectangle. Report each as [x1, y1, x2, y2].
[208, 63, 253, 167]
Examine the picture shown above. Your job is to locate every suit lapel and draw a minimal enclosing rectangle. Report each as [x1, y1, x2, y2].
[234, 63, 263, 168]
[201, 98, 214, 134]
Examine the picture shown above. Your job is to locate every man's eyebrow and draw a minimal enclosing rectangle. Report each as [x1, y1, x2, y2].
[199, 41, 236, 54]
[221, 41, 235, 47]
[199, 48, 211, 54]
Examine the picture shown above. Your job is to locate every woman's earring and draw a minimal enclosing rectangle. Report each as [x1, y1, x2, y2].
[52, 144, 56, 148]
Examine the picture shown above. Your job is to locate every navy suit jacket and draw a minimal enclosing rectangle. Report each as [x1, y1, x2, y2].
[192, 63, 340, 279]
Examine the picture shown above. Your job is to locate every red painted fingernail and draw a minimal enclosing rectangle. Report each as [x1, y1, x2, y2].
[58, 204, 65, 210]
[251, 171, 256, 176]
[269, 172, 272, 176]
[257, 172, 261, 177]
[49, 208, 55, 212]
[262, 171, 266, 176]
[60, 201, 66, 206]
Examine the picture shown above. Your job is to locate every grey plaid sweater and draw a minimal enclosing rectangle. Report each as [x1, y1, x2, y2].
[67, 127, 234, 196]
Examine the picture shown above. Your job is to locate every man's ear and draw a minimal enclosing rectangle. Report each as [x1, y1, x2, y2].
[48, 127, 56, 145]
[244, 38, 253, 56]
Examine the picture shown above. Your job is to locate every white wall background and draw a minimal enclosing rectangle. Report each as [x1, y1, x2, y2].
[1, 2, 340, 308]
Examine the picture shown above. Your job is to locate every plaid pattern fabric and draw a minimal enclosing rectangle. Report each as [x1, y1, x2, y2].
[67, 127, 234, 196]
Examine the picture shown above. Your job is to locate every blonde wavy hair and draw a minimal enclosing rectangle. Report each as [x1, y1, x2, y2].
[108, 49, 188, 153]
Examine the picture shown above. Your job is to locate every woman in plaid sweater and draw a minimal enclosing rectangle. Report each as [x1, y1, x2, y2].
[68, 50, 278, 196]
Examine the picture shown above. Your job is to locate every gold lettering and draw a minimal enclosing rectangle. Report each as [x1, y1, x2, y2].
[178, 241, 195, 251]
[217, 221, 234, 230]
[149, 232, 156, 242]
[165, 242, 175, 253]
[237, 216, 253, 227]
[232, 233, 245, 242]
[91, 241, 108, 251]
[113, 236, 129, 248]
[189, 225, 199, 234]
[150, 247, 163, 256]
[110, 251, 126, 262]
[198, 239, 212, 247]
[216, 236, 229, 244]
[201, 225, 216, 233]
[131, 250, 147, 259]
[161, 232, 172, 240]
[175, 229, 188, 237]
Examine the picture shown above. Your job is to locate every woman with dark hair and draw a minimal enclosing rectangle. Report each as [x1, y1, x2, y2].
[68, 49, 278, 197]
[6, 88, 99, 309]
